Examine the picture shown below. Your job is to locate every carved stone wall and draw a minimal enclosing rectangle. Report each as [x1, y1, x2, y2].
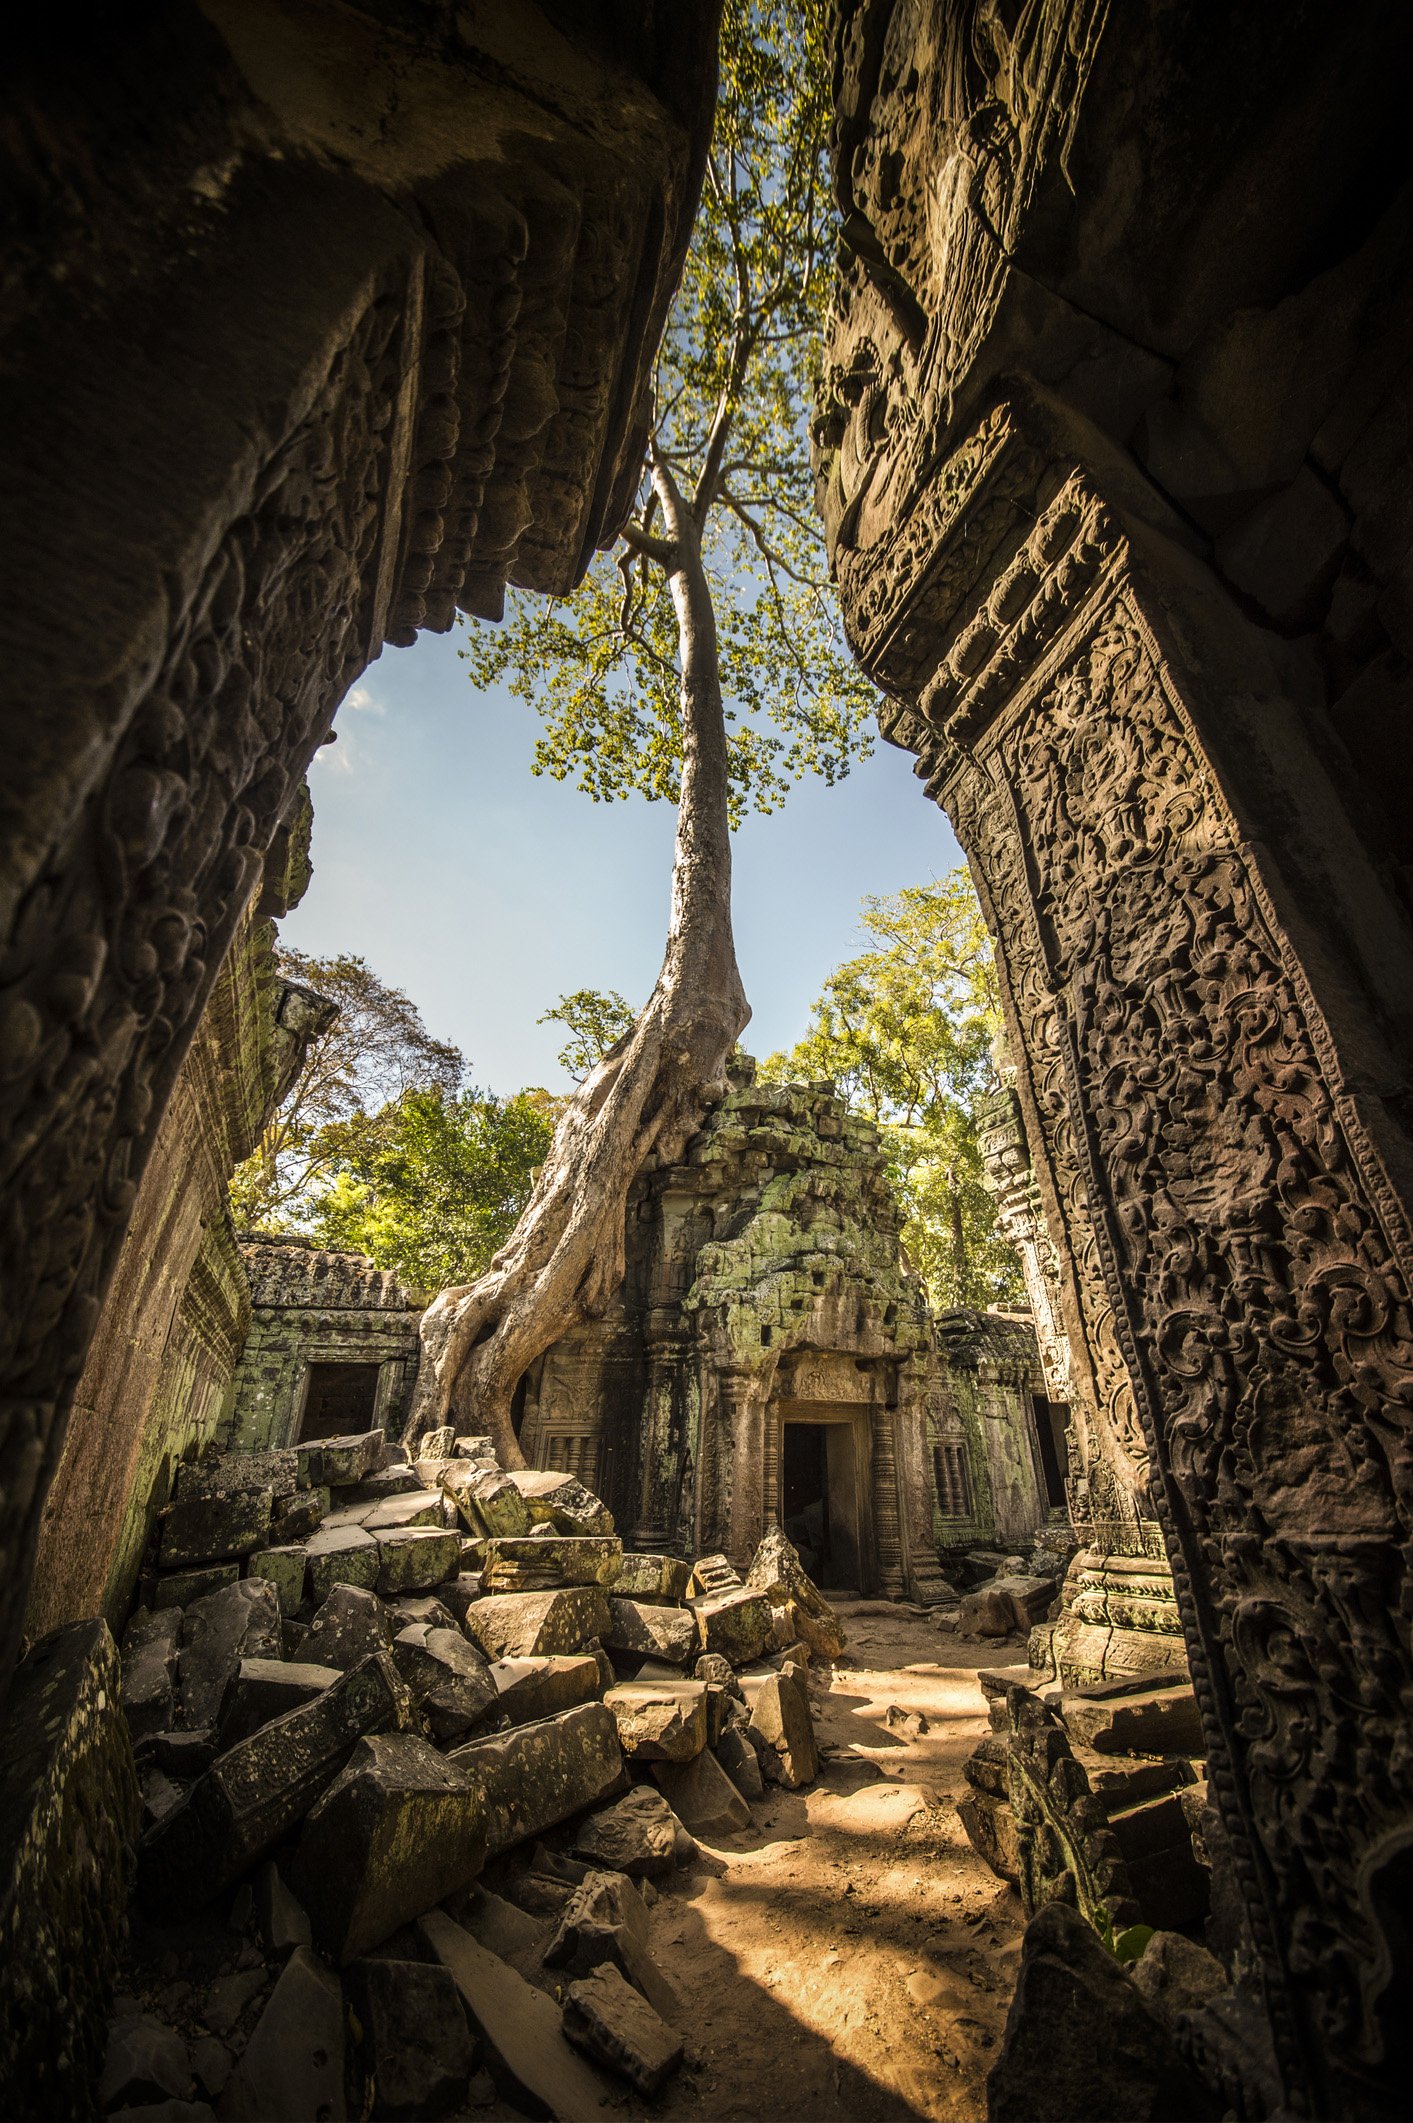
[0, 1, 719, 1706]
[822, 5, 1413, 2115]
[24, 794, 331, 1641]
[229, 1236, 424, 1450]
[522, 1071, 1053, 1594]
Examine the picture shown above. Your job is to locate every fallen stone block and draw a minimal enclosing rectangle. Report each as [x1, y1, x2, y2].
[694, 1651, 744, 1694]
[175, 1450, 298, 1504]
[139, 1652, 410, 1914]
[688, 1553, 741, 1597]
[1062, 1681, 1206, 1758]
[351, 1463, 423, 1504]
[463, 1884, 548, 1963]
[1130, 1929, 1230, 2037]
[305, 1524, 380, 1604]
[611, 1552, 692, 1604]
[507, 1469, 614, 1536]
[147, 1729, 215, 1779]
[295, 1428, 384, 1490]
[562, 1963, 683, 2097]
[987, 1900, 1218, 2123]
[99, 2013, 194, 2108]
[0, 1624, 138, 2118]
[179, 1579, 282, 1732]
[219, 1947, 346, 2123]
[140, 1762, 185, 1829]
[448, 1702, 623, 1855]
[365, 1490, 446, 1532]
[454, 1469, 533, 1539]
[290, 1733, 487, 1964]
[244, 1546, 307, 1616]
[345, 1954, 475, 2120]
[487, 1654, 602, 1728]
[692, 1588, 773, 1667]
[482, 1534, 623, 1592]
[388, 1592, 460, 1633]
[393, 1624, 497, 1742]
[304, 1582, 393, 1671]
[550, 1913, 682, 2025]
[253, 1861, 311, 1957]
[605, 1596, 697, 1666]
[743, 1671, 818, 1787]
[159, 1488, 272, 1571]
[603, 1681, 708, 1761]
[375, 1525, 462, 1595]
[543, 1867, 649, 1960]
[271, 1488, 327, 1543]
[419, 1424, 458, 1459]
[462, 1587, 611, 1660]
[986, 1573, 1060, 1631]
[438, 1574, 487, 1625]
[217, 1659, 339, 1748]
[153, 1564, 240, 1610]
[958, 1585, 1022, 1638]
[652, 1747, 752, 1836]
[713, 1724, 765, 1800]
[745, 1527, 846, 1659]
[121, 1607, 183, 1739]
[420, 1911, 611, 2123]
[454, 1434, 498, 1460]
[572, 1786, 692, 1879]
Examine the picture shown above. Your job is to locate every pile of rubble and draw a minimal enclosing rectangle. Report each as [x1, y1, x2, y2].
[933, 1545, 1063, 1645]
[107, 1425, 840, 2118]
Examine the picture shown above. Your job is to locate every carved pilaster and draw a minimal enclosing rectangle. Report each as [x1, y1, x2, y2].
[721, 1370, 770, 1569]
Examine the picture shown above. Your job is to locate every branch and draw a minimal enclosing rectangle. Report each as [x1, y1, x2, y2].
[619, 521, 676, 569]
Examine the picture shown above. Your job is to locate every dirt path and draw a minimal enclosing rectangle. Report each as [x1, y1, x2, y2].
[620, 1609, 1021, 2123]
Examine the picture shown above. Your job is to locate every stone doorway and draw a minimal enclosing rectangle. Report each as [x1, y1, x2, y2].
[779, 1408, 866, 1593]
[297, 1361, 381, 1443]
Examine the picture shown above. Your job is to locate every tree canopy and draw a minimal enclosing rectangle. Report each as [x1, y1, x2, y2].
[537, 989, 637, 1083]
[759, 870, 1025, 1312]
[230, 949, 463, 1231]
[458, 0, 872, 825]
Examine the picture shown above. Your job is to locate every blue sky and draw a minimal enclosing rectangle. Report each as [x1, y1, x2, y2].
[287, 627, 962, 1096]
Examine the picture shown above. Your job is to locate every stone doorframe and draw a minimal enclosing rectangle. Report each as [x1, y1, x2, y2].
[771, 1399, 877, 1596]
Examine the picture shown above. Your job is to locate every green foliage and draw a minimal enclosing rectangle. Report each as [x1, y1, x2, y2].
[537, 988, 637, 1083]
[759, 869, 1025, 1312]
[458, 0, 874, 824]
[307, 1086, 557, 1295]
[230, 949, 463, 1231]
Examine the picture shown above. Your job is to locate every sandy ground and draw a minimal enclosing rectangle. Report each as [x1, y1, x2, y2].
[591, 1607, 1021, 2123]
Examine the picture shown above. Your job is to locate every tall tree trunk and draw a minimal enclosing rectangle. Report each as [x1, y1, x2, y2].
[408, 462, 749, 1465]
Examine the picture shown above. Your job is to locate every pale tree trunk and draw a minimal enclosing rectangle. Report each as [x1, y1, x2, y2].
[408, 462, 749, 1465]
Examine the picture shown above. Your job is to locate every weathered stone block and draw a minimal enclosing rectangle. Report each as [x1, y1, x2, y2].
[139, 1653, 410, 1913]
[450, 1702, 623, 1855]
[179, 1579, 282, 1731]
[345, 1954, 475, 2120]
[271, 1488, 327, 1543]
[438, 1574, 487, 1625]
[388, 1592, 460, 1633]
[713, 1723, 764, 1800]
[453, 1469, 532, 1539]
[958, 1585, 1021, 1638]
[651, 1748, 752, 1837]
[508, 1469, 614, 1536]
[692, 1589, 773, 1666]
[605, 1597, 697, 1666]
[244, 1546, 306, 1616]
[420, 1912, 612, 2121]
[393, 1624, 497, 1742]
[487, 1654, 602, 1727]
[603, 1682, 708, 1761]
[295, 1429, 384, 1489]
[611, 1553, 692, 1604]
[217, 1658, 339, 1748]
[305, 1523, 380, 1604]
[0, 1623, 139, 2120]
[220, 1947, 346, 2122]
[1062, 1682, 1205, 1758]
[543, 1867, 649, 1963]
[689, 1554, 741, 1596]
[121, 1607, 183, 1739]
[562, 1964, 683, 2096]
[99, 2013, 194, 2108]
[364, 1490, 445, 1532]
[174, 1450, 297, 1504]
[159, 1489, 273, 1570]
[304, 1583, 393, 1671]
[152, 1564, 240, 1610]
[572, 1786, 691, 1879]
[350, 1463, 423, 1505]
[290, 1733, 487, 1964]
[482, 1535, 623, 1592]
[744, 1528, 845, 1660]
[419, 1424, 458, 1459]
[374, 1525, 462, 1595]
[253, 1860, 312, 1958]
[743, 1671, 817, 1787]
[462, 1588, 611, 1660]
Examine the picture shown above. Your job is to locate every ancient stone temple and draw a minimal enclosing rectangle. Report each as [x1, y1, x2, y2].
[520, 1069, 1054, 1601]
[229, 1237, 424, 1451]
[819, 4, 1413, 2115]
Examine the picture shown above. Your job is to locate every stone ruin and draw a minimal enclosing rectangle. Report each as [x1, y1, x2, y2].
[519, 1065, 1062, 1604]
[105, 1422, 837, 2115]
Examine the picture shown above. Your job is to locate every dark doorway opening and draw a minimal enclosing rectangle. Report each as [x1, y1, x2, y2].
[1032, 1395, 1071, 1509]
[781, 1419, 860, 1590]
[299, 1361, 381, 1441]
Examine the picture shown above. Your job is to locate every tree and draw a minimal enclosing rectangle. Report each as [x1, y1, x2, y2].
[308, 1086, 556, 1295]
[538, 989, 637, 1083]
[758, 871, 1026, 1312]
[230, 949, 463, 1230]
[417, 0, 869, 1460]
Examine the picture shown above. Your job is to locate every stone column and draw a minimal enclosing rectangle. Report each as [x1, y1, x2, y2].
[894, 1365, 953, 1606]
[721, 1370, 770, 1570]
[628, 1317, 694, 1554]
